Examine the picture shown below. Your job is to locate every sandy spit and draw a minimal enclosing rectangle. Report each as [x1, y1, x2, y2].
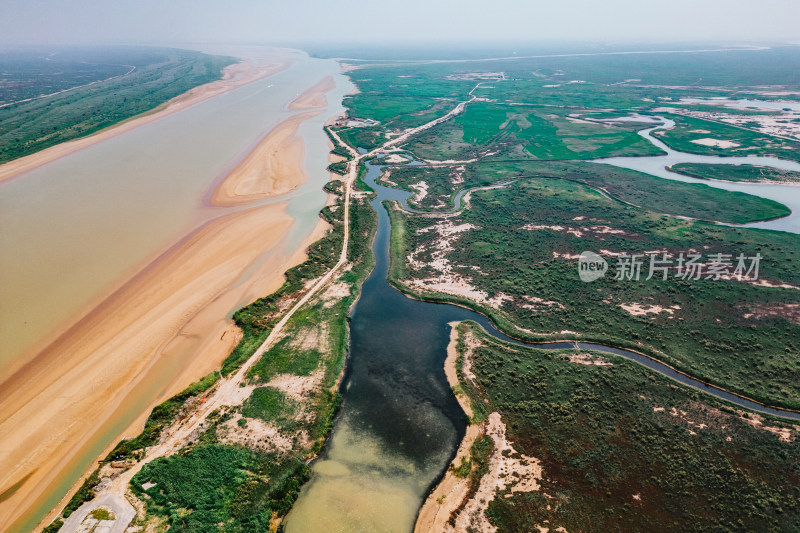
[289, 75, 336, 110]
[0, 57, 289, 185]
[210, 110, 323, 206]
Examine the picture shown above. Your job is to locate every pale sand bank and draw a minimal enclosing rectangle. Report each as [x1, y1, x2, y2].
[0, 204, 294, 530]
[0, 57, 289, 185]
[289, 75, 336, 110]
[1, 64, 342, 531]
[211, 110, 322, 206]
[26, 211, 334, 533]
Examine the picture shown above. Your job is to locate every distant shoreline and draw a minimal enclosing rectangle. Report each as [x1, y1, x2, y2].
[0, 57, 289, 185]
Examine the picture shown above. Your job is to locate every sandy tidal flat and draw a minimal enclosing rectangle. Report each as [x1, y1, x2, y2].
[0, 204, 293, 529]
[289, 75, 336, 110]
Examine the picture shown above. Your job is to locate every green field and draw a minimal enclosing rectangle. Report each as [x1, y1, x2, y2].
[402, 103, 664, 162]
[0, 47, 137, 105]
[0, 46, 235, 163]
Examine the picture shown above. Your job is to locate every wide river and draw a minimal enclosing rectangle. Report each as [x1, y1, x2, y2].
[287, 116, 800, 531]
[1, 47, 352, 533]
[0, 48, 350, 372]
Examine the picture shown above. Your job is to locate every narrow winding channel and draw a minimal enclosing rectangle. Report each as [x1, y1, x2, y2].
[287, 155, 800, 532]
[597, 116, 800, 233]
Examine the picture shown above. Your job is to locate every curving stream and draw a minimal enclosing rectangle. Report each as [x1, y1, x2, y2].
[287, 154, 800, 532]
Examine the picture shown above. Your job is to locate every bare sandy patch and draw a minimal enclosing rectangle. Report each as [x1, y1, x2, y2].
[521, 224, 584, 237]
[450, 166, 465, 185]
[265, 372, 323, 402]
[690, 138, 741, 149]
[406, 219, 491, 303]
[378, 169, 399, 187]
[742, 303, 800, 325]
[450, 413, 543, 533]
[568, 353, 613, 366]
[519, 295, 564, 312]
[651, 401, 797, 443]
[739, 413, 794, 443]
[320, 281, 351, 308]
[219, 414, 296, 453]
[384, 153, 408, 164]
[406, 217, 560, 312]
[285, 321, 329, 353]
[619, 303, 676, 316]
[521, 223, 633, 239]
[410, 181, 429, 204]
[750, 279, 800, 290]
[289, 75, 336, 110]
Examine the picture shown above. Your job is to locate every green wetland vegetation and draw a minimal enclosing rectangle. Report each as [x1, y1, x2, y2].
[402, 103, 664, 162]
[670, 162, 800, 184]
[390, 175, 800, 410]
[656, 113, 800, 163]
[0, 46, 235, 163]
[0, 47, 148, 105]
[454, 322, 800, 532]
[329, 47, 800, 530]
[382, 159, 789, 223]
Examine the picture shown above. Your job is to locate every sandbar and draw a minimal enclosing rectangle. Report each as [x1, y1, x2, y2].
[0, 203, 298, 530]
[210, 110, 323, 206]
[289, 75, 336, 110]
[0, 55, 341, 533]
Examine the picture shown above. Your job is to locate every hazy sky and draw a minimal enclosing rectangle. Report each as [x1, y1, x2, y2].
[1, 0, 799, 46]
